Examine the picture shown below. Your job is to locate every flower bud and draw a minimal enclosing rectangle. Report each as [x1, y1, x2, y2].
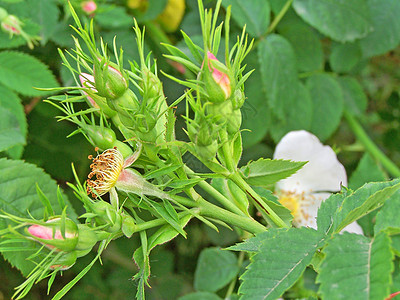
[94, 60, 128, 100]
[201, 51, 232, 103]
[74, 224, 99, 256]
[81, 1, 97, 15]
[91, 201, 122, 233]
[107, 89, 140, 128]
[27, 218, 78, 252]
[232, 88, 245, 110]
[206, 100, 242, 135]
[49, 252, 77, 270]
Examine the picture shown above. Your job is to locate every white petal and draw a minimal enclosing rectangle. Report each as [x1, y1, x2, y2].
[342, 222, 364, 235]
[274, 130, 347, 193]
[295, 192, 331, 229]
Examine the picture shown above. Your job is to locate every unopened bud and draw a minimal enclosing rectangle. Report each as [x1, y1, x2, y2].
[201, 51, 232, 103]
[79, 73, 117, 117]
[27, 218, 78, 252]
[81, 1, 97, 15]
[91, 201, 122, 233]
[94, 61, 128, 100]
[74, 224, 99, 256]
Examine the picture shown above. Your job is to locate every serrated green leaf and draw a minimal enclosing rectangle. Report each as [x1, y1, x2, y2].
[317, 192, 348, 234]
[240, 158, 306, 187]
[227, 230, 278, 253]
[306, 74, 343, 141]
[0, 51, 58, 96]
[329, 43, 362, 73]
[317, 232, 393, 300]
[257, 35, 298, 121]
[221, 0, 270, 37]
[332, 180, 400, 234]
[338, 76, 368, 118]
[374, 190, 400, 235]
[239, 228, 325, 300]
[358, 0, 400, 58]
[194, 247, 239, 292]
[0, 85, 26, 159]
[0, 106, 25, 152]
[0, 158, 77, 276]
[293, 0, 372, 42]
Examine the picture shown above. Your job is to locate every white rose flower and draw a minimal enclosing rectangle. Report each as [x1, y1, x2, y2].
[273, 130, 363, 234]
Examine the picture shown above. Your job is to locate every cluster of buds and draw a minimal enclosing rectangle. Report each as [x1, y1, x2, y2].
[23, 217, 100, 270]
[0, 7, 40, 49]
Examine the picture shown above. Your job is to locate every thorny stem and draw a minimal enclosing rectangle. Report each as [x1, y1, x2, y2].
[344, 109, 400, 177]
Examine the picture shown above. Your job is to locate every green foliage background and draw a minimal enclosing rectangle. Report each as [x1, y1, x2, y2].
[0, 0, 399, 299]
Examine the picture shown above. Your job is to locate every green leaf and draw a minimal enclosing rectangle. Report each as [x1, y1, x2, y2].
[358, 0, 400, 58]
[239, 228, 325, 300]
[194, 247, 239, 292]
[252, 187, 293, 227]
[331, 180, 400, 234]
[268, 82, 313, 143]
[0, 85, 26, 159]
[306, 74, 344, 141]
[317, 232, 393, 300]
[179, 292, 222, 300]
[329, 43, 362, 73]
[293, 0, 372, 42]
[0, 106, 25, 152]
[221, 0, 270, 37]
[257, 34, 298, 121]
[374, 190, 400, 235]
[337, 76, 368, 118]
[227, 231, 276, 253]
[240, 158, 306, 187]
[0, 158, 77, 276]
[349, 153, 386, 190]
[317, 191, 349, 234]
[0, 51, 58, 96]
[279, 23, 324, 72]
[241, 54, 269, 148]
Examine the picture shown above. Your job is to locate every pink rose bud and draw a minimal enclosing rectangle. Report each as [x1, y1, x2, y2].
[1, 15, 21, 35]
[207, 51, 231, 99]
[49, 252, 77, 270]
[27, 218, 78, 252]
[81, 1, 97, 14]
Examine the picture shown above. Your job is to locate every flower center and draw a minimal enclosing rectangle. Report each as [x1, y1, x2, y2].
[278, 190, 301, 218]
[277, 190, 315, 227]
[86, 148, 124, 197]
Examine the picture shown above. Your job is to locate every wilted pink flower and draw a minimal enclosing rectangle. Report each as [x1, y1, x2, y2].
[206, 51, 231, 99]
[81, 1, 97, 14]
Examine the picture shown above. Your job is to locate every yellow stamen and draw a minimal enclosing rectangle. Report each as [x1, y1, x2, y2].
[86, 148, 124, 197]
[278, 190, 300, 217]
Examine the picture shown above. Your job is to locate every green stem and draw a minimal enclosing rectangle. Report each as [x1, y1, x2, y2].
[230, 172, 289, 228]
[220, 129, 235, 172]
[183, 165, 246, 216]
[344, 109, 400, 177]
[171, 194, 266, 234]
[225, 251, 245, 298]
[267, 0, 294, 33]
[134, 211, 192, 232]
